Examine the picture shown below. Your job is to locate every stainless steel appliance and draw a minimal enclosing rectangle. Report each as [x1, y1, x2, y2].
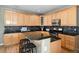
[52, 19, 61, 26]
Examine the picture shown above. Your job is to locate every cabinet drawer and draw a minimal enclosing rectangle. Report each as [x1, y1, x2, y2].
[6, 44, 19, 53]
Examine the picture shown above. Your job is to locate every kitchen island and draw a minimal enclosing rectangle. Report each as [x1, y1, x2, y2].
[24, 31, 61, 53]
[0, 31, 61, 53]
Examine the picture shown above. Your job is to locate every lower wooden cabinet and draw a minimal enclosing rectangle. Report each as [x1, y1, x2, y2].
[3, 33, 19, 45]
[0, 47, 6, 53]
[6, 44, 19, 53]
[59, 34, 76, 50]
[50, 40, 61, 53]
[18, 33, 25, 40]
[59, 34, 66, 47]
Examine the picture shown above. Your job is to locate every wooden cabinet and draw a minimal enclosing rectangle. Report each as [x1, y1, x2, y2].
[5, 10, 18, 26]
[52, 6, 77, 26]
[18, 33, 25, 40]
[30, 15, 35, 26]
[43, 15, 52, 26]
[30, 15, 40, 26]
[43, 15, 48, 26]
[0, 46, 6, 53]
[11, 11, 18, 26]
[6, 44, 19, 53]
[4, 34, 13, 45]
[59, 34, 76, 50]
[50, 40, 61, 53]
[67, 7, 77, 26]
[24, 14, 30, 26]
[34, 15, 41, 26]
[17, 13, 24, 26]
[3, 33, 27, 53]
[4, 10, 41, 26]
[44, 6, 77, 26]
[5, 10, 13, 26]
[59, 34, 66, 47]
[60, 6, 77, 26]
[4, 33, 19, 45]
[65, 35, 75, 50]
[60, 10, 68, 26]
[4, 33, 20, 53]
[47, 15, 52, 26]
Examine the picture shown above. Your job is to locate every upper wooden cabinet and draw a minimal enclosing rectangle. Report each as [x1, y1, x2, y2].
[43, 15, 52, 26]
[43, 6, 77, 26]
[30, 15, 40, 26]
[43, 15, 48, 26]
[23, 14, 30, 26]
[17, 13, 24, 26]
[5, 10, 19, 26]
[4, 10, 41, 26]
[60, 6, 77, 26]
[5, 10, 12, 26]
[35, 15, 41, 26]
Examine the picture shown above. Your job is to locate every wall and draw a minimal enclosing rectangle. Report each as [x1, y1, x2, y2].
[0, 8, 5, 44]
[77, 6, 79, 26]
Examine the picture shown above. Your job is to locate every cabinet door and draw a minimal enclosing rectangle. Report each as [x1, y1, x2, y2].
[63, 35, 75, 50]
[59, 34, 66, 47]
[11, 33, 19, 44]
[17, 13, 24, 26]
[65, 35, 70, 49]
[47, 15, 52, 26]
[6, 44, 19, 53]
[11, 11, 18, 26]
[67, 7, 77, 26]
[24, 14, 31, 26]
[35, 15, 41, 26]
[24, 14, 28, 26]
[4, 33, 19, 45]
[68, 36, 75, 50]
[30, 15, 35, 26]
[60, 10, 68, 26]
[12, 44, 19, 53]
[4, 34, 13, 45]
[50, 40, 61, 53]
[43, 15, 48, 26]
[5, 10, 12, 26]
[27, 14, 31, 26]
[0, 47, 6, 53]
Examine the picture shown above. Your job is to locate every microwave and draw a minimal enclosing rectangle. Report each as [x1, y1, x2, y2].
[52, 19, 61, 26]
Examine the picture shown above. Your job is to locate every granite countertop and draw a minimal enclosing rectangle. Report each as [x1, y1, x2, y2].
[24, 31, 61, 41]
[24, 31, 51, 40]
[4, 31, 61, 41]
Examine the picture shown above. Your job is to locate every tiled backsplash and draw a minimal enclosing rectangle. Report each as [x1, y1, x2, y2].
[4, 26, 79, 36]
[4, 26, 41, 33]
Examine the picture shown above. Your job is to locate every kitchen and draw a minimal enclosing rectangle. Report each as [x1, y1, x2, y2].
[0, 5, 79, 53]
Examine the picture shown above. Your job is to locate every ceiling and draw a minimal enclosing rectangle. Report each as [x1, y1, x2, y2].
[2, 5, 70, 14]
